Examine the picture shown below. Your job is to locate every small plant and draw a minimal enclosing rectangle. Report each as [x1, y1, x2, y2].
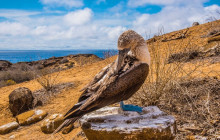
[35, 68, 60, 92]
[6, 79, 16, 85]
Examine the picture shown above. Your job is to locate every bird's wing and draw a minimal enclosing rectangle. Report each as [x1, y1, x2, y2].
[63, 61, 116, 117]
[73, 62, 149, 115]
[78, 55, 136, 102]
[78, 61, 115, 102]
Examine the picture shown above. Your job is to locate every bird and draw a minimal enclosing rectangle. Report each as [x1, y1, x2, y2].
[53, 30, 150, 134]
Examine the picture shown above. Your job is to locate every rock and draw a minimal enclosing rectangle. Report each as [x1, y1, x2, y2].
[9, 135, 16, 139]
[42, 59, 58, 67]
[16, 109, 47, 126]
[35, 64, 44, 69]
[0, 122, 19, 135]
[76, 131, 86, 138]
[60, 58, 69, 64]
[9, 87, 34, 116]
[0, 60, 12, 71]
[80, 106, 176, 140]
[41, 114, 64, 134]
[208, 35, 220, 43]
[62, 124, 74, 134]
[187, 135, 208, 140]
[192, 22, 199, 26]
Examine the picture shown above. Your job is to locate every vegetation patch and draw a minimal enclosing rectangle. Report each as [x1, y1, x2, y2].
[33, 82, 74, 107]
[168, 45, 220, 63]
[0, 54, 102, 88]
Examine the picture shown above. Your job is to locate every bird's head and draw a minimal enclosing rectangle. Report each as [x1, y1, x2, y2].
[118, 30, 144, 51]
[116, 30, 150, 72]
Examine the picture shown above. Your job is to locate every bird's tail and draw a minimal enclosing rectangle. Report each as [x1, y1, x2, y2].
[52, 101, 86, 134]
[64, 101, 85, 117]
[53, 117, 78, 134]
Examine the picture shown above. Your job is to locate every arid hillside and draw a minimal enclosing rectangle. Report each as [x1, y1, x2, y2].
[0, 20, 219, 140]
[0, 54, 102, 88]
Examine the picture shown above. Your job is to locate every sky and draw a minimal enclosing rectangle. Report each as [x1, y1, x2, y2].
[0, 0, 219, 50]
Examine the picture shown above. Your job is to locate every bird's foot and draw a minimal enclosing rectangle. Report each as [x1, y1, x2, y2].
[120, 101, 143, 113]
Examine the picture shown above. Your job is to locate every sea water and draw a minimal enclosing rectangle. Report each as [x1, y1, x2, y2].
[0, 50, 117, 63]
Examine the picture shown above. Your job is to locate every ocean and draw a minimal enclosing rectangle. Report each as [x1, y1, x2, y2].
[0, 50, 117, 63]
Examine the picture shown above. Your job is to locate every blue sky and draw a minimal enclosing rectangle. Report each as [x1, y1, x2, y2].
[0, 0, 219, 50]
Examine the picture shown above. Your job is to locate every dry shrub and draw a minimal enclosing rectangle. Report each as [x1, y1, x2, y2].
[103, 50, 117, 59]
[0, 60, 61, 89]
[0, 80, 7, 87]
[0, 63, 36, 87]
[203, 20, 220, 38]
[35, 68, 60, 91]
[33, 82, 74, 107]
[205, 26, 220, 38]
[129, 39, 206, 105]
[128, 34, 220, 138]
[102, 50, 117, 66]
[0, 69, 34, 86]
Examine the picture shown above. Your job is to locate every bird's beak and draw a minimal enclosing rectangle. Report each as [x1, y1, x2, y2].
[116, 48, 130, 73]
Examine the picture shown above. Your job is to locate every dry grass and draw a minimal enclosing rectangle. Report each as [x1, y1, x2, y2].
[128, 32, 220, 139]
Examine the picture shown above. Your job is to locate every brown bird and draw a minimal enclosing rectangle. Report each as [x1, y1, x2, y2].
[53, 30, 150, 134]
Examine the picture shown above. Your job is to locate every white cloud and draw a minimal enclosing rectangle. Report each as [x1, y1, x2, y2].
[0, 10, 40, 19]
[205, 4, 220, 12]
[0, 22, 29, 36]
[133, 14, 150, 26]
[132, 3, 220, 37]
[128, 0, 174, 7]
[128, 0, 209, 7]
[107, 26, 127, 39]
[0, 1, 219, 50]
[0, 8, 129, 50]
[40, 0, 83, 8]
[63, 8, 93, 26]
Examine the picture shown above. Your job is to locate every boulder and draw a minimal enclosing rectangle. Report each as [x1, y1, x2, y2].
[42, 59, 58, 67]
[192, 22, 199, 26]
[0, 122, 19, 135]
[16, 109, 47, 126]
[0, 60, 12, 71]
[41, 114, 64, 134]
[80, 106, 176, 140]
[9, 87, 34, 116]
[60, 58, 69, 64]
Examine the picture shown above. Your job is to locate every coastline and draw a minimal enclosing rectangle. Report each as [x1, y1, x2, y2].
[0, 50, 117, 63]
[0, 53, 104, 71]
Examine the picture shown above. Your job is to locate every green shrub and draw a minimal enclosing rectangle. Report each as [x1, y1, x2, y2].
[6, 79, 16, 85]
